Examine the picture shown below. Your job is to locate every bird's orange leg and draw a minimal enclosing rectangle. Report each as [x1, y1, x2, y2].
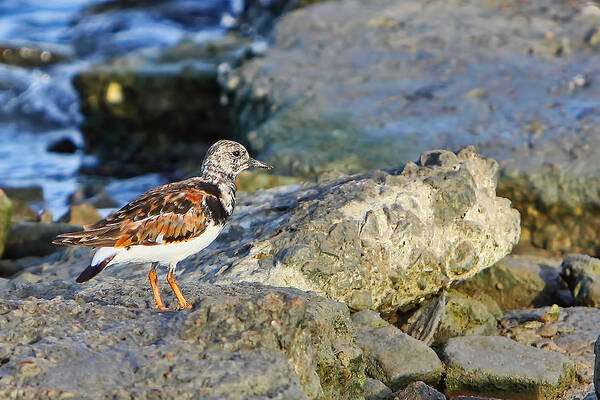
[167, 265, 192, 310]
[148, 266, 169, 311]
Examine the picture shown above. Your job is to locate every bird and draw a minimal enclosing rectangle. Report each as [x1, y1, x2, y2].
[53, 140, 272, 311]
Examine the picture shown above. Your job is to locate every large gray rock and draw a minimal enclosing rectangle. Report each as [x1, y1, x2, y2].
[443, 336, 576, 400]
[352, 311, 443, 390]
[195, 147, 519, 312]
[560, 254, 600, 307]
[0, 280, 364, 399]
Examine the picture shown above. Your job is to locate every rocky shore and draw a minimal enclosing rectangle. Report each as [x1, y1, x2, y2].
[1, 147, 597, 399]
[2, 0, 600, 399]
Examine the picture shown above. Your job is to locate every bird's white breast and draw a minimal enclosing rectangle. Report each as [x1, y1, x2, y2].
[100, 223, 224, 267]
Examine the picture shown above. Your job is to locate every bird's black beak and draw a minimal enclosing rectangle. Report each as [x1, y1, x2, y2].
[246, 158, 273, 170]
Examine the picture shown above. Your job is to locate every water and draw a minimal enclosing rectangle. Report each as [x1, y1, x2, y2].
[0, 0, 237, 218]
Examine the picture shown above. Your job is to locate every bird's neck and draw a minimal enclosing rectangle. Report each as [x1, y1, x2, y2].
[200, 166, 237, 215]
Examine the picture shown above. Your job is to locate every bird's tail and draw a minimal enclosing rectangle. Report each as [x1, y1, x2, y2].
[76, 251, 116, 283]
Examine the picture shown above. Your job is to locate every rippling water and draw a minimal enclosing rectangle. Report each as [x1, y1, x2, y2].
[0, 0, 236, 218]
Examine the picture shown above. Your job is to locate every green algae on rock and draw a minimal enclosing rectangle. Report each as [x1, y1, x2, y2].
[0, 189, 13, 258]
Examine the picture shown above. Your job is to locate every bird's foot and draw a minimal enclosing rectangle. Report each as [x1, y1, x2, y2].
[176, 301, 192, 311]
[155, 304, 172, 311]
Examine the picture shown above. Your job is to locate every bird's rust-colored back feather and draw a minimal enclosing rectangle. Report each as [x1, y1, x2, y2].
[53, 179, 228, 248]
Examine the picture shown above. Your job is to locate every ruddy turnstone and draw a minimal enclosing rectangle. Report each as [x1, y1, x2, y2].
[53, 140, 272, 310]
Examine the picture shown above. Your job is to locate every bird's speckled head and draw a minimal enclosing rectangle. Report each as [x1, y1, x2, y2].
[201, 140, 272, 180]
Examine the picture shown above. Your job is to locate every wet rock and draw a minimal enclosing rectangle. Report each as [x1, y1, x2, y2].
[238, 0, 326, 35]
[7, 198, 39, 224]
[74, 60, 229, 176]
[0, 190, 13, 258]
[59, 203, 101, 226]
[402, 290, 497, 346]
[560, 254, 600, 307]
[365, 378, 393, 400]
[4, 222, 81, 259]
[0, 186, 43, 203]
[456, 255, 566, 310]
[443, 335, 576, 400]
[47, 137, 78, 153]
[352, 312, 442, 390]
[0, 280, 364, 399]
[393, 381, 446, 400]
[0, 43, 69, 67]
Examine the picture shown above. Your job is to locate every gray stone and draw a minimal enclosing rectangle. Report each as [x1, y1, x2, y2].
[456, 255, 567, 311]
[394, 381, 446, 400]
[3, 222, 82, 259]
[365, 379, 393, 400]
[353, 316, 442, 390]
[0, 186, 43, 203]
[402, 290, 497, 346]
[0, 280, 364, 399]
[0, 189, 13, 258]
[351, 310, 389, 329]
[560, 254, 600, 307]
[196, 147, 518, 312]
[443, 336, 576, 400]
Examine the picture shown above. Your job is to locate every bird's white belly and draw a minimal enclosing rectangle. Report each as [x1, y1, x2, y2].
[107, 223, 223, 266]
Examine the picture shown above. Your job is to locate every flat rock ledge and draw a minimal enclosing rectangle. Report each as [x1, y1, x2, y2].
[0, 280, 363, 400]
[443, 335, 576, 400]
[192, 146, 520, 312]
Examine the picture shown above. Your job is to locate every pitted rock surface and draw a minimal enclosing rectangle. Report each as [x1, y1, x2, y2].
[0, 280, 363, 400]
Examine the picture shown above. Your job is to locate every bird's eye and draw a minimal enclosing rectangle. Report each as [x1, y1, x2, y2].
[232, 151, 241, 157]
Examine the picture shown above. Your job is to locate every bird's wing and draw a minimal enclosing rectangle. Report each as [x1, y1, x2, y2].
[53, 180, 226, 248]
